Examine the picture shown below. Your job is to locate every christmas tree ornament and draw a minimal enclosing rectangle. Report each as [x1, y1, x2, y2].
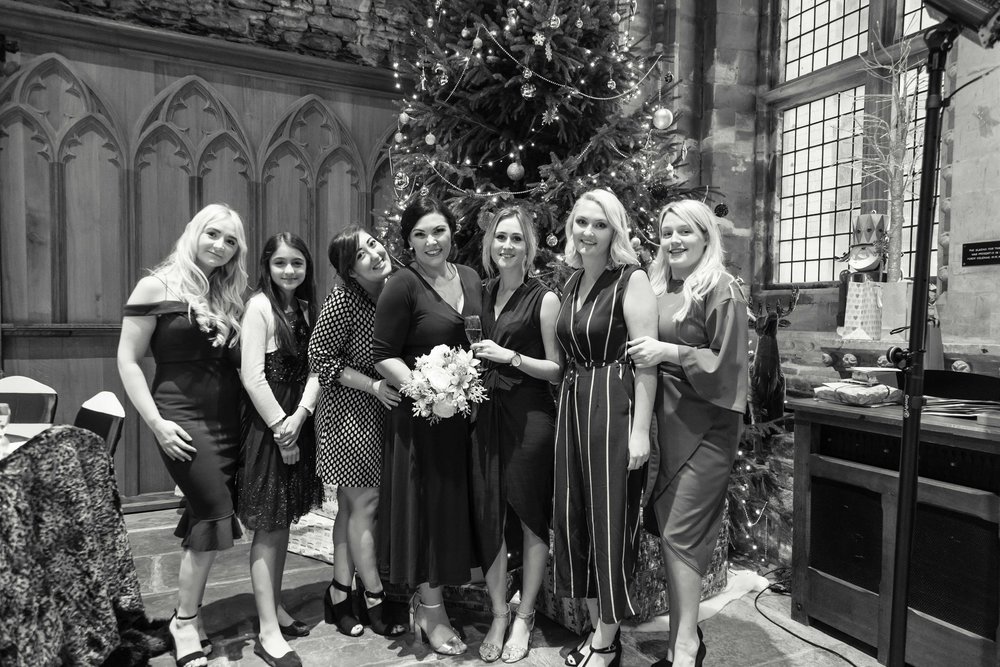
[652, 108, 674, 129]
[549, 15, 561, 29]
[521, 82, 536, 98]
[522, 67, 533, 79]
[420, 186, 430, 196]
[399, 111, 410, 125]
[394, 171, 410, 189]
[607, 79, 617, 90]
[611, 11, 621, 23]
[546, 233, 559, 247]
[394, 132, 404, 143]
[506, 8, 517, 19]
[532, 32, 546, 46]
[507, 162, 525, 180]
[545, 41, 553, 61]
[472, 36, 483, 49]
[714, 203, 729, 217]
[426, 17, 434, 28]
[630, 236, 641, 250]
[575, 18, 583, 28]
[461, 27, 471, 38]
[425, 133, 437, 145]
[435, 63, 449, 87]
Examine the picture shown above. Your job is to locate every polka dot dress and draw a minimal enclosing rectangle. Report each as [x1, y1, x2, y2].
[309, 282, 385, 488]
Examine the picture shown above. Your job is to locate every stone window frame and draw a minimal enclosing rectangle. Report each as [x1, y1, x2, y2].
[755, 0, 939, 289]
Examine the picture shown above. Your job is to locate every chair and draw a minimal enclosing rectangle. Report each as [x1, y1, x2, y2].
[0, 375, 58, 424]
[73, 391, 126, 457]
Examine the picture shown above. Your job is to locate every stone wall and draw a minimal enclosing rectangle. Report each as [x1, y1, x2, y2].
[11, 0, 410, 66]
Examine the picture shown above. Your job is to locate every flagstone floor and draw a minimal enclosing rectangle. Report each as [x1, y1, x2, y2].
[129, 509, 881, 666]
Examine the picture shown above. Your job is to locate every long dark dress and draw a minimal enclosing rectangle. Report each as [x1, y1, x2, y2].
[124, 301, 242, 551]
[238, 307, 323, 532]
[649, 274, 748, 574]
[372, 264, 482, 587]
[552, 266, 646, 624]
[470, 278, 556, 570]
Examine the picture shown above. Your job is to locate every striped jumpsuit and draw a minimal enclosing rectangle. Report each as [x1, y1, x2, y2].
[552, 265, 646, 624]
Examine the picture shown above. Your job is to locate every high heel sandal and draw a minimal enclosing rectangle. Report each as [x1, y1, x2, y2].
[501, 609, 535, 663]
[168, 610, 207, 667]
[253, 637, 303, 667]
[579, 629, 621, 667]
[479, 606, 510, 662]
[356, 581, 406, 637]
[324, 578, 363, 637]
[564, 627, 594, 666]
[651, 626, 705, 667]
[409, 592, 468, 656]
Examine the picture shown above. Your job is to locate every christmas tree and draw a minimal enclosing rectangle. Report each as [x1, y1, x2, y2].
[379, 0, 718, 286]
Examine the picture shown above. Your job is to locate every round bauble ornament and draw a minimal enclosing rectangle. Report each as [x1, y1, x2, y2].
[607, 79, 617, 90]
[575, 18, 583, 28]
[521, 82, 537, 98]
[506, 162, 525, 181]
[538, 181, 548, 193]
[714, 203, 729, 218]
[399, 111, 410, 125]
[473, 36, 483, 49]
[438, 73, 449, 86]
[611, 11, 621, 23]
[546, 233, 559, 247]
[630, 236, 641, 250]
[426, 17, 434, 28]
[461, 27, 471, 38]
[652, 108, 674, 130]
[549, 15, 561, 29]
[420, 186, 430, 196]
[522, 67, 533, 80]
[425, 133, 437, 145]
[507, 8, 516, 19]
[394, 171, 410, 190]
[394, 132, 404, 143]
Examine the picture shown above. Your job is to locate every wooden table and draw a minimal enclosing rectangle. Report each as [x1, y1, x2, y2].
[789, 397, 1000, 667]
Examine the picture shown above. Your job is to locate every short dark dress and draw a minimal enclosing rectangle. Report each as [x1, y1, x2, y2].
[123, 301, 242, 551]
[372, 264, 482, 587]
[649, 275, 748, 574]
[470, 278, 556, 570]
[238, 308, 323, 532]
[552, 266, 646, 624]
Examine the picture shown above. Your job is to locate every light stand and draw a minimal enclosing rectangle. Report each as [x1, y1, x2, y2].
[884, 2, 1000, 662]
[884, 22, 958, 667]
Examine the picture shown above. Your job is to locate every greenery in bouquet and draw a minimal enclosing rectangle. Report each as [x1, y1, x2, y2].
[377, 0, 719, 290]
[400, 344, 488, 423]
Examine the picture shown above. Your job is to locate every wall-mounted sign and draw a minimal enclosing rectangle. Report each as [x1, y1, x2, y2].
[961, 240, 1000, 267]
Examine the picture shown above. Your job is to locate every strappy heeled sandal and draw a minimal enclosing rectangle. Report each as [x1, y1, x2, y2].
[324, 577, 363, 636]
[501, 609, 535, 663]
[169, 610, 208, 667]
[409, 592, 467, 656]
[579, 629, 621, 667]
[479, 606, 510, 662]
[357, 582, 406, 637]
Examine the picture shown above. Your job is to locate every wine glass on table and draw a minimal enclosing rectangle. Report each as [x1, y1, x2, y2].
[464, 315, 482, 345]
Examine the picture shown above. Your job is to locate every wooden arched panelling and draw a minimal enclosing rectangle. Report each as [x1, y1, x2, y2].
[369, 127, 396, 240]
[133, 76, 253, 275]
[261, 95, 365, 291]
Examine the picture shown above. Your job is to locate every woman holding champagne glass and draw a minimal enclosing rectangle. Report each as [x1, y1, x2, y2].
[372, 196, 482, 656]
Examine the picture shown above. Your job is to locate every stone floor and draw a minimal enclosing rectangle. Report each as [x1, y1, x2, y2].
[129, 509, 881, 666]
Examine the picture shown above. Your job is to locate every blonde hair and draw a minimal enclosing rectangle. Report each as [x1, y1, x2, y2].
[481, 206, 538, 277]
[153, 203, 248, 346]
[562, 189, 639, 269]
[648, 199, 727, 322]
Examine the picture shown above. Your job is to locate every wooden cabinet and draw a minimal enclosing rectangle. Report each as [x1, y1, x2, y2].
[789, 398, 1000, 667]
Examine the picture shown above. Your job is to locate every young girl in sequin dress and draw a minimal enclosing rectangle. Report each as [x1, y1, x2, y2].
[238, 233, 323, 667]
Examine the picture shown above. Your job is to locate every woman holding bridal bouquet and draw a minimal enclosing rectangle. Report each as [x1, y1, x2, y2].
[372, 196, 483, 656]
[468, 206, 561, 663]
[554, 189, 658, 667]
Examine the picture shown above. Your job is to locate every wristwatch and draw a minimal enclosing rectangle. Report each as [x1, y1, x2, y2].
[509, 352, 522, 368]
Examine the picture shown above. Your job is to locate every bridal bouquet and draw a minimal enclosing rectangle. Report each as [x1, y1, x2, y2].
[400, 344, 487, 424]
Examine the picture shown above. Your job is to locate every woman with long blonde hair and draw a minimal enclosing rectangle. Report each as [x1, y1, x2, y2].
[627, 199, 748, 667]
[118, 203, 248, 667]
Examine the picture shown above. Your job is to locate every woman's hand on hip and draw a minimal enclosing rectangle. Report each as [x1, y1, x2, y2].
[470, 339, 511, 364]
[626, 336, 664, 369]
[371, 379, 400, 409]
[627, 431, 650, 471]
[152, 419, 195, 461]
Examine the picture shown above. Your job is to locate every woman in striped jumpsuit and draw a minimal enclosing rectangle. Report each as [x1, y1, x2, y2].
[552, 189, 659, 667]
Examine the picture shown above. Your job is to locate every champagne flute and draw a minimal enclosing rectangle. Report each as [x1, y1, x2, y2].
[464, 315, 482, 345]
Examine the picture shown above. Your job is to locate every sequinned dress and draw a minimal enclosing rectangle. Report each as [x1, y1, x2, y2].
[552, 266, 646, 624]
[123, 301, 242, 551]
[238, 295, 323, 532]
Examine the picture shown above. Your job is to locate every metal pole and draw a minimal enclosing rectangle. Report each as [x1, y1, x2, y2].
[885, 23, 959, 667]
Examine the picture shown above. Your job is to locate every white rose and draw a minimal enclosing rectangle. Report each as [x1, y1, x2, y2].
[432, 400, 457, 419]
[425, 367, 453, 392]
